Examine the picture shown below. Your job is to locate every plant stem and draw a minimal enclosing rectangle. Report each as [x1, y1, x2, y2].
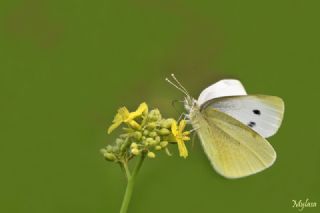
[119, 153, 146, 213]
[123, 162, 131, 180]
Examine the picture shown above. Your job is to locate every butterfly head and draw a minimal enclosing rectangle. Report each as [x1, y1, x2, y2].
[166, 74, 198, 112]
[183, 96, 198, 113]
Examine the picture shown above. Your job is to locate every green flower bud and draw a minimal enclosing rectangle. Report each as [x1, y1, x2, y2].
[147, 151, 156, 158]
[146, 122, 157, 130]
[120, 133, 129, 138]
[143, 130, 149, 136]
[112, 146, 119, 153]
[143, 140, 149, 146]
[160, 118, 175, 128]
[158, 128, 171, 136]
[146, 137, 156, 146]
[100, 148, 107, 154]
[104, 152, 116, 161]
[155, 145, 162, 151]
[131, 148, 140, 155]
[160, 141, 168, 148]
[106, 145, 113, 152]
[130, 142, 138, 149]
[148, 109, 162, 121]
[155, 136, 161, 142]
[116, 138, 124, 145]
[133, 131, 142, 140]
[150, 140, 157, 146]
[145, 137, 154, 143]
[149, 131, 157, 138]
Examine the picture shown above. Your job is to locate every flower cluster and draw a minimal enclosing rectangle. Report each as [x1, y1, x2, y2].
[101, 102, 190, 163]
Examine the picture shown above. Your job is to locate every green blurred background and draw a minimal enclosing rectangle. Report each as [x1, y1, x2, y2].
[1, 0, 319, 212]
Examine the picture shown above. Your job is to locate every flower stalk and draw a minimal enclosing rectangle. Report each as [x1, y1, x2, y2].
[101, 102, 190, 213]
[120, 153, 146, 213]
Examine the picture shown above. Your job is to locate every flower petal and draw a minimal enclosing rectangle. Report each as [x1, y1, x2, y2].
[177, 139, 188, 158]
[118, 107, 130, 119]
[128, 120, 141, 130]
[178, 120, 186, 133]
[107, 107, 129, 134]
[128, 102, 148, 119]
[107, 119, 123, 134]
[171, 120, 178, 136]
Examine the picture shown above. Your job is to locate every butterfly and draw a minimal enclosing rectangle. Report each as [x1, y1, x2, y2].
[166, 74, 284, 179]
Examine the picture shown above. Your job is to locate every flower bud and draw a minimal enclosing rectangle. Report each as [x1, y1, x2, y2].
[160, 141, 168, 148]
[158, 128, 170, 135]
[149, 131, 157, 138]
[106, 145, 113, 152]
[150, 140, 157, 146]
[143, 140, 149, 146]
[160, 118, 175, 128]
[148, 109, 162, 121]
[155, 145, 162, 151]
[120, 133, 128, 138]
[131, 148, 140, 155]
[116, 138, 124, 145]
[146, 137, 156, 146]
[133, 131, 142, 140]
[130, 142, 138, 149]
[155, 136, 161, 142]
[112, 146, 119, 153]
[100, 148, 107, 154]
[145, 137, 154, 143]
[147, 151, 156, 158]
[103, 152, 116, 161]
[143, 130, 149, 136]
[146, 122, 157, 130]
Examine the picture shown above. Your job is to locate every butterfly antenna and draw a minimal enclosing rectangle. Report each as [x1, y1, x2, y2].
[165, 77, 190, 97]
[171, 73, 190, 97]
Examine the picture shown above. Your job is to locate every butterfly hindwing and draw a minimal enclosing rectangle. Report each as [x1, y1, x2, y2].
[200, 95, 284, 138]
[191, 107, 276, 178]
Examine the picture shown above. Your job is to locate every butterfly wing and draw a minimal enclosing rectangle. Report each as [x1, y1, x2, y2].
[197, 79, 247, 106]
[200, 95, 284, 138]
[191, 107, 276, 179]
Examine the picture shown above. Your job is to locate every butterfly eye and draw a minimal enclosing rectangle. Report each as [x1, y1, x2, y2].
[252, 109, 261, 115]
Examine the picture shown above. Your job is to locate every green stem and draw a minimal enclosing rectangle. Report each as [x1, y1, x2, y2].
[119, 153, 146, 213]
[123, 162, 131, 180]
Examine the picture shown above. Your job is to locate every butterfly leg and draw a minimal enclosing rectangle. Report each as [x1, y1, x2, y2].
[178, 112, 190, 121]
[191, 132, 197, 148]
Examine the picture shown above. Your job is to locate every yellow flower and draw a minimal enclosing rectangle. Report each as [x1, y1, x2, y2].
[171, 120, 190, 158]
[107, 102, 148, 134]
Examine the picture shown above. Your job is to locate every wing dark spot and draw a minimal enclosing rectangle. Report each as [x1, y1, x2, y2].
[253, 109, 261, 115]
[248, 121, 256, 127]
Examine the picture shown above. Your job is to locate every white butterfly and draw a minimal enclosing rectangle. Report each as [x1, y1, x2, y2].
[166, 74, 285, 179]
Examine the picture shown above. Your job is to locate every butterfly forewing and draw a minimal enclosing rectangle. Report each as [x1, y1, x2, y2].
[201, 95, 284, 138]
[192, 107, 276, 178]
